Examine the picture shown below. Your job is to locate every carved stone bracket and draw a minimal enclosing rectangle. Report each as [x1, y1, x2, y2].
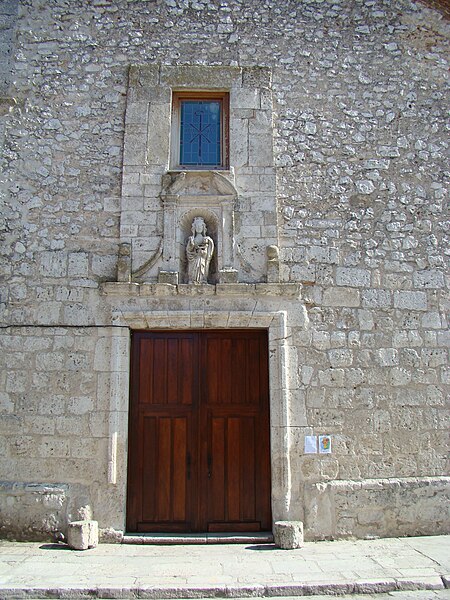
[267, 245, 280, 283]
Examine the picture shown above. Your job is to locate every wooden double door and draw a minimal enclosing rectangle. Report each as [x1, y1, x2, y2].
[126, 330, 272, 533]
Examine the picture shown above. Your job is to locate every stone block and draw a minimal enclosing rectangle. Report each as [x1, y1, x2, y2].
[413, 269, 445, 289]
[160, 65, 241, 89]
[292, 264, 315, 283]
[323, 287, 360, 307]
[377, 348, 398, 366]
[274, 520, 304, 549]
[230, 118, 249, 167]
[394, 291, 427, 311]
[362, 289, 391, 308]
[125, 101, 150, 125]
[230, 87, 260, 109]
[329, 348, 353, 367]
[146, 102, 171, 165]
[67, 520, 98, 550]
[122, 133, 146, 166]
[68, 252, 89, 277]
[218, 268, 238, 283]
[249, 134, 273, 167]
[336, 267, 371, 288]
[39, 251, 67, 278]
[307, 246, 339, 265]
[158, 270, 179, 285]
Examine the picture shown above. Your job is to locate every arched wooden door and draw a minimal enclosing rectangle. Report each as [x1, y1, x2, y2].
[126, 330, 271, 533]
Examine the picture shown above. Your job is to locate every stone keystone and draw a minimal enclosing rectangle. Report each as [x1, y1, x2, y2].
[67, 520, 99, 550]
[274, 520, 304, 549]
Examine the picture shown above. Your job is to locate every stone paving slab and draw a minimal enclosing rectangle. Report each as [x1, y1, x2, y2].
[0, 535, 448, 599]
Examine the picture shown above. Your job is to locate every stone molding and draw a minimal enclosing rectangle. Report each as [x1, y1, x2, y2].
[101, 281, 301, 298]
[101, 292, 309, 529]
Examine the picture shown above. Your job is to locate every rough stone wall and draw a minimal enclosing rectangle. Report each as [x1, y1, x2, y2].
[305, 476, 450, 539]
[0, 0, 18, 95]
[0, 325, 130, 539]
[0, 0, 19, 155]
[0, 0, 448, 540]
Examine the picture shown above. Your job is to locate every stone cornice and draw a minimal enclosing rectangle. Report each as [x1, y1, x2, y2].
[101, 281, 302, 299]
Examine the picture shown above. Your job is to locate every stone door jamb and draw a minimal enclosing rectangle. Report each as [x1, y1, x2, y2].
[107, 305, 304, 531]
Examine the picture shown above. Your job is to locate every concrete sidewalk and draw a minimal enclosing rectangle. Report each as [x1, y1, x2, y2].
[0, 535, 449, 599]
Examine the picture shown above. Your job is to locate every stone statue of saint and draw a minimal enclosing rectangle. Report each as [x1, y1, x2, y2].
[186, 217, 214, 284]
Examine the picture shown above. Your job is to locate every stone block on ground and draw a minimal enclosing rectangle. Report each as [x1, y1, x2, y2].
[274, 520, 304, 549]
[67, 520, 98, 550]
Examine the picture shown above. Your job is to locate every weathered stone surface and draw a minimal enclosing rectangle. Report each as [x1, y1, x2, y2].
[67, 520, 98, 550]
[274, 521, 304, 549]
[323, 287, 360, 307]
[304, 477, 450, 541]
[0, 482, 68, 541]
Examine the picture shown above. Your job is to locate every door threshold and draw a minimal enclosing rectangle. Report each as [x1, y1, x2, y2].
[122, 532, 274, 545]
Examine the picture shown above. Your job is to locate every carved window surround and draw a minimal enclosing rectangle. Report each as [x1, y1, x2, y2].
[120, 64, 277, 285]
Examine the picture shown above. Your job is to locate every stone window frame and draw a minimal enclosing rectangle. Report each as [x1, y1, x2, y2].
[121, 65, 277, 282]
[170, 90, 230, 171]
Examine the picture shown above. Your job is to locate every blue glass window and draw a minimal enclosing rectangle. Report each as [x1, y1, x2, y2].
[180, 100, 221, 167]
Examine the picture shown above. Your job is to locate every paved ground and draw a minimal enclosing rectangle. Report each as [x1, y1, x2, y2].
[0, 535, 449, 599]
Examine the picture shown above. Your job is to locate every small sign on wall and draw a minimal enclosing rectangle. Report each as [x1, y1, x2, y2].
[319, 435, 332, 454]
[304, 435, 317, 454]
[304, 434, 332, 454]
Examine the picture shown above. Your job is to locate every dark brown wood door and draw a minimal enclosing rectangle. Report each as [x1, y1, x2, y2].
[126, 330, 271, 533]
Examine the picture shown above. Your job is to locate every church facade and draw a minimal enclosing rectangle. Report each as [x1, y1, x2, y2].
[0, 0, 449, 541]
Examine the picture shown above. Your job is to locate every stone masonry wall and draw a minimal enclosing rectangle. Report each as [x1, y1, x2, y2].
[0, 0, 448, 540]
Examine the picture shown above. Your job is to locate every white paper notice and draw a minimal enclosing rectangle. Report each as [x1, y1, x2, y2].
[304, 435, 317, 454]
[319, 435, 332, 454]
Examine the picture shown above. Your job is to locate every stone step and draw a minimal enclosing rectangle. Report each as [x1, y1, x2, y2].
[122, 531, 274, 545]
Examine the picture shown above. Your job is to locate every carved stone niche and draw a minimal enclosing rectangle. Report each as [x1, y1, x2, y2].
[158, 170, 238, 285]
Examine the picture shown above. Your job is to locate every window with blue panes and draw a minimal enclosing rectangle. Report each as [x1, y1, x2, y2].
[172, 92, 229, 169]
[180, 101, 221, 166]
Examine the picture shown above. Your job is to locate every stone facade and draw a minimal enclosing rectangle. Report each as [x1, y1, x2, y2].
[0, 0, 448, 541]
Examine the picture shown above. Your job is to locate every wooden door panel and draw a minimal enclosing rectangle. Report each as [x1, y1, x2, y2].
[207, 415, 265, 530]
[138, 414, 192, 531]
[226, 417, 241, 521]
[208, 416, 225, 520]
[141, 415, 157, 522]
[152, 339, 168, 402]
[127, 330, 271, 534]
[138, 335, 196, 406]
[203, 334, 263, 406]
[203, 337, 233, 405]
[127, 332, 197, 532]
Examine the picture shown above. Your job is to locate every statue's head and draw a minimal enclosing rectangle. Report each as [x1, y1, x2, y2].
[192, 216, 207, 235]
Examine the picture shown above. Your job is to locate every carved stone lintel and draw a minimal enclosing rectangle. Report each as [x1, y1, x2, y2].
[158, 270, 179, 285]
